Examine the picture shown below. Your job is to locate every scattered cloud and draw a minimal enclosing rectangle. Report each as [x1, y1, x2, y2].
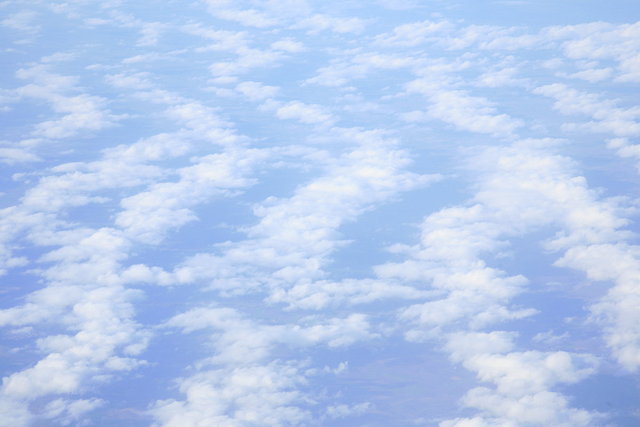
[1, 2, 638, 425]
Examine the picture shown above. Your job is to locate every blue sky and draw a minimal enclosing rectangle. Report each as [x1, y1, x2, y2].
[1, 1, 640, 426]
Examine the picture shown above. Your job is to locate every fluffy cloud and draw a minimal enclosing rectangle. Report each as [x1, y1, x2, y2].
[274, 101, 335, 126]
[151, 362, 309, 427]
[14, 65, 117, 139]
[556, 243, 640, 371]
[374, 138, 635, 423]
[442, 332, 599, 426]
[151, 307, 375, 425]
[0, 82, 265, 424]
[405, 79, 523, 136]
[235, 81, 280, 101]
[168, 128, 437, 295]
[268, 278, 427, 310]
[374, 20, 452, 47]
[607, 138, 640, 171]
[534, 83, 640, 137]
[292, 14, 367, 34]
[116, 148, 268, 243]
[548, 22, 640, 82]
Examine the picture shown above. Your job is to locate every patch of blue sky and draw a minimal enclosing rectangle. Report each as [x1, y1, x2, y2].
[307, 340, 477, 426]
[565, 371, 640, 427]
[437, 0, 640, 27]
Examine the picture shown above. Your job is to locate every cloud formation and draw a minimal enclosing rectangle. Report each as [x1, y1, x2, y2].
[1, 1, 639, 426]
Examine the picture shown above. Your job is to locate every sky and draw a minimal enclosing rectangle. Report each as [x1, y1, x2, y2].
[1, 1, 640, 426]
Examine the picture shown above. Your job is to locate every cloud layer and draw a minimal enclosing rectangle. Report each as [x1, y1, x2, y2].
[1, 1, 639, 426]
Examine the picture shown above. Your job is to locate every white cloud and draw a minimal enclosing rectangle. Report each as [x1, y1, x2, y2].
[202, 0, 313, 30]
[166, 307, 376, 362]
[325, 402, 371, 419]
[116, 149, 267, 243]
[476, 65, 527, 88]
[274, 101, 335, 125]
[306, 52, 420, 87]
[13, 65, 116, 140]
[235, 81, 279, 101]
[471, 144, 638, 376]
[568, 67, 613, 83]
[268, 278, 428, 310]
[182, 24, 249, 52]
[532, 330, 570, 346]
[42, 398, 105, 426]
[443, 389, 596, 427]
[105, 72, 153, 90]
[462, 351, 596, 396]
[534, 83, 640, 137]
[555, 243, 640, 371]
[0, 281, 148, 406]
[1, 10, 40, 41]
[203, 0, 279, 28]
[144, 127, 438, 425]
[293, 14, 367, 34]
[376, 0, 420, 10]
[151, 362, 309, 427]
[0, 146, 40, 164]
[406, 80, 523, 136]
[0, 398, 32, 427]
[440, 334, 599, 426]
[1, 10, 37, 30]
[445, 331, 516, 363]
[270, 38, 305, 53]
[170, 128, 436, 296]
[0, 225, 144, 421]
[0, 82, 265, 423]
[182, 23, 288, 79]
[136, 22, 166, 47]
[152, 307, 376, 425]
[374, 138, 633, 423]
[375, 20, 451, 47]
[374, 20, 540, 51]
[607, 138, 640, 171]
[548, 22, 640, 82]
[209, 48, 285, 78]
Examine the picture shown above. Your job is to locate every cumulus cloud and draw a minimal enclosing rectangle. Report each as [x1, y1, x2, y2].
[534, 83, 640, 136]
[165, 307, 377, 362]
[375, 20, 452, 47]
[1, 10, 40, 42]
[152, 307, 376, 425]
[374, 138, 636, 423]
[267, 278, 428, 310]
[607, 138, 640, 171]
[274, 100, 335, 125]
[306, 52, 420, 87]
[0, 146, 40, 164]
[556, 243, 640, 371]
[548, 21, 640, 82]
[0, 84, 263, 424]
[405, 79, 523, 136]
[292, 14, 367, 34]
[14, 65, 117, 139]
[42, 398, 105, 426]
[151, 361, 310, 427]
[169, 128, 437, 294]
[235, 81, 280, 101]
[442, 332, 599, 426]
[116, 148, 268, 243]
